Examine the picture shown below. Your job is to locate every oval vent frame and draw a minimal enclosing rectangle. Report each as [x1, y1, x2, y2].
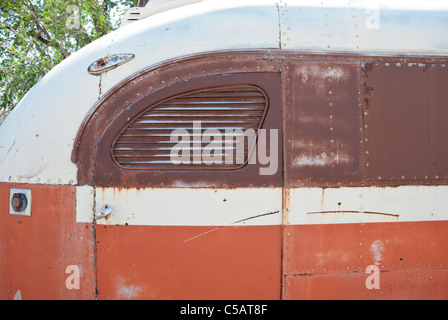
[111, 85, 269, 170]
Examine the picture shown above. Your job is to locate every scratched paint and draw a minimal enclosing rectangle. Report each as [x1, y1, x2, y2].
[92, 187, 282, 226]
[287, 186, 448, 225]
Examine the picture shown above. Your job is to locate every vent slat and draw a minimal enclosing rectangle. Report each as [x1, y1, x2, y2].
[147, 106, 265, 111]
[131, 119, 262, 125]
[112, 85, 267, 169]
[125, 124, 260, 130]
[138, 111, 265, 117]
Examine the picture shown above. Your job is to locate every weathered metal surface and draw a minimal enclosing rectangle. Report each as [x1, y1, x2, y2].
[283, 61, 362, 187]
[361, 61, 448, 186]
[2, 0, 448, 301]
[278, 0, 448, 54]
[92, 187, 282, 226]
[73, 53, 283, 188]
[0, 183, 96, 300]
[96, 224, 282, 299]
[282, 221, 448, 299]
[3, 0, 448, 186]
[284, 268, 448, 300]
[285, 186, 448, 225]
[0, 1, 281, 186]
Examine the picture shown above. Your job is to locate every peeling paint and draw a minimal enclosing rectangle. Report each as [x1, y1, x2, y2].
[369, 240, 385, 265]
[298, 65, 345, 84]
[294, 152, 350, 167]
[115, 277, 143, 299]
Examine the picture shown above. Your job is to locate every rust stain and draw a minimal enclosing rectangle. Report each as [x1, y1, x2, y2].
[320, 189, 325, 212]
[283, 188, 290, 225]
[283, 60, 362, 188]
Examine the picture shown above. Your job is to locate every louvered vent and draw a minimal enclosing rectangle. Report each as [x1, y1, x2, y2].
[112, 85, 268, 170]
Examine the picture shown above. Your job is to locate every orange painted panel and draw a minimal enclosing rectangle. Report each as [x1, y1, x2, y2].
[96, 225, 282, 300]
[0, 183, 95, 300]
[285, 269, 448, 300]
[283, 221, 448, 299]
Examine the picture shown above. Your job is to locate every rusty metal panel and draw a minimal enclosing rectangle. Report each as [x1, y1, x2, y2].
[283, 221, 448, 299]
[73, 52, 283, 188]
[283, 61, 362, 187]
[362, 61, 448, 186]
[0, 183, 96, 300]
[96, 224, 282, 299]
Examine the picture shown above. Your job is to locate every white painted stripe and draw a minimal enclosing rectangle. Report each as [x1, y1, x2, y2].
[281, 0, 448, 55]
[93, 187, 283, 226]
[287, 186, 448, 225]
[76, 186, 95, 223]
[76, 185, 448, 226]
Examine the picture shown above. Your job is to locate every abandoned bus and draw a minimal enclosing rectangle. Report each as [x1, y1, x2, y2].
[1, 0, 448, 300]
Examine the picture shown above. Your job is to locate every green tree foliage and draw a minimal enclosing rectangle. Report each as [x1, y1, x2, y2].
[0, 0, 135, 112]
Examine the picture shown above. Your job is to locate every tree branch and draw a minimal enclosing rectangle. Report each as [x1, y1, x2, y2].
[25, 0, 69, 58]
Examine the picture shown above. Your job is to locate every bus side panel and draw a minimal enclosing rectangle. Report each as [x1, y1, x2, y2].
[0, 183, 96, 300]
[283, 221, 448, 299]
[96, 224, 282, 300]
